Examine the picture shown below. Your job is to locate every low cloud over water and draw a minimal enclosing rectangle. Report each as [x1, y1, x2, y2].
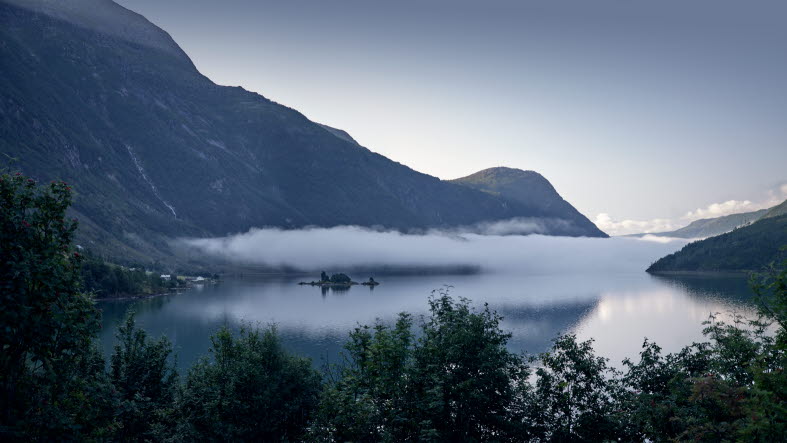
[182, 223, 689, 274]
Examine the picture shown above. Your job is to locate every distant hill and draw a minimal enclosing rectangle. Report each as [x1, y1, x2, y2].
[0, 0, 606, 265]
[629, 199, 787, 240]
[762, 199, 787, 219]
[451, 168, 607, 237]
[646, 214, 787, 273]
[638, 209, 768, 239]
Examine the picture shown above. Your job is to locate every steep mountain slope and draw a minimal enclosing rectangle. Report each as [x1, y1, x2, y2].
[0, 0, 605, 264]
[451, 167, 607, 237]
[762, 199, 787, 219]
[640, 209, 767, 239]
[646, 214, 787, 273]
[630, 199, 787, 240]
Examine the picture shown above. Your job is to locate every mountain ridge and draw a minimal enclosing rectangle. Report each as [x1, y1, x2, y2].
[627, 208, 769, 239]
[451, 167, 607, 237]
[647, 213, 787, 273]
[0, 0, 606, 265]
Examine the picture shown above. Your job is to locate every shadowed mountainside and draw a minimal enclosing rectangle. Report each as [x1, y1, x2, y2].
[451, 167, 607, 237]
[647, 213, 787, 273]
[0, 0, 605, 265]
[628, 209, 768, 240]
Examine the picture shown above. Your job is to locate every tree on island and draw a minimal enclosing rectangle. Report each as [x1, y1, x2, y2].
[330, 273, 352, 284]
[320, 271, 329, 282]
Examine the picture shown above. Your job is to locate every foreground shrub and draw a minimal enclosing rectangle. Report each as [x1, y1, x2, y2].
[176, 325, 321, 441]
[530, 335, 632, 441]
[0, 172, 116, 439]
[110, 312, 178, 441]
[311, 294, 532, 442]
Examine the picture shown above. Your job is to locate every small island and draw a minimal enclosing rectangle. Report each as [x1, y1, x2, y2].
[298, 271, 379, 287]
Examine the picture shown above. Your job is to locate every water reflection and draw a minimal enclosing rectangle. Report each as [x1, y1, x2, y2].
[98, 272, 756, 370]
[573, 274, 756, 367]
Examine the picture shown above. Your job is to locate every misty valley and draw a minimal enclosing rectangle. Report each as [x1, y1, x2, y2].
[3, 0, 787, 440]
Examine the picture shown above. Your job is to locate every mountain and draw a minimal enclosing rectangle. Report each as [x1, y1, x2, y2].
[451, 167, 607, 237]
[646, 214, 787, 273]
[634, 209, 769, 239]
[762, 198, 787, 219]
[631, 198, 787, 240]
[0, 0, 606, 264]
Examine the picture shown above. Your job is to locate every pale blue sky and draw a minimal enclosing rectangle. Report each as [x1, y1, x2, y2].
[117, 0, 786, 233]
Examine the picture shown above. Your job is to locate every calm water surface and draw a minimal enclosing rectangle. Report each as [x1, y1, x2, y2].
[98, 272, 755, 370]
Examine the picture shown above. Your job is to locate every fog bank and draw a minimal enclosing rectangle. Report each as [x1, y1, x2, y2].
[182, 224, 690, 275]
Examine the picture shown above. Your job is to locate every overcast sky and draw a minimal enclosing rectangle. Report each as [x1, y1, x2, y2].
[117, 0, 786, 234]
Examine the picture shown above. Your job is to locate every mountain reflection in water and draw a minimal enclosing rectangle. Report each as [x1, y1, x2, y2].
[98, 272, 756, 370]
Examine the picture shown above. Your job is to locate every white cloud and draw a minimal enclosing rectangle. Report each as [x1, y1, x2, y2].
[683, 199, 758, 221]
[593, 213, 677, 236]
[684, 183, 787, 221]
[637, 234, 688, 244]
[598, 182, 787, 236]
[181, 225, 688, 275]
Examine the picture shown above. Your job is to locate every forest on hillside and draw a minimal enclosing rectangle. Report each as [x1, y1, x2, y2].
[648, 214, 787, 273]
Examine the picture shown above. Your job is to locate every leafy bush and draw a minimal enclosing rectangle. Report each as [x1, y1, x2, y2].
[176, 325, 321, 441]
[311, 293, 532, 441]
[110, 312, 178, 441]
[529, 335, 632, 441]
[0, 172, 116, 439]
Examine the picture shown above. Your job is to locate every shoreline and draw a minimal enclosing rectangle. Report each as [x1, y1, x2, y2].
[94, 281, 218, 302]
[646, 270, 751, 277]
[95, 289, 188, 302]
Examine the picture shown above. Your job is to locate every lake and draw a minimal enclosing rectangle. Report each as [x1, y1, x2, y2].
[97, 271, 757, 371]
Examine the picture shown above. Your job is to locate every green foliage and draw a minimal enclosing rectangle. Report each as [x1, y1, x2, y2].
[530, 335, 631, 441]
[312, 293, 532, 441]
[176, 325, 321, 441]
[110, 312, 178, 441]
[740, 263, 787, 440]
[648, 214, 787, 272]
[311, 313, 417, 442]
[0, 171, 115, 439]
[81, 252, 178, 298]
[329, 273, 352, 284]
[625, 262, 787, 441]
[411, 295, 530, 441]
